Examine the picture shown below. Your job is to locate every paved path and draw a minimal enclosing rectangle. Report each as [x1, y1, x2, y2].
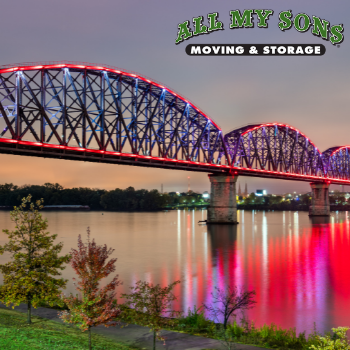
[1, 304, 267, 350]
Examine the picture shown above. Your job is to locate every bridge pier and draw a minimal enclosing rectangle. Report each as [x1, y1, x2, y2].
[309, 182, 330, 216]
[207, 173, 238, 224]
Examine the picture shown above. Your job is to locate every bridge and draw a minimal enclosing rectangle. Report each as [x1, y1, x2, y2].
[0, 61, 348, 222]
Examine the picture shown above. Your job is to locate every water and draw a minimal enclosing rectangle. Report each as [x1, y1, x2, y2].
[0, 209, 350, 335]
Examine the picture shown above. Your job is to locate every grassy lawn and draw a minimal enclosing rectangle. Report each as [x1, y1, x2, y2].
[0, 308, 137, 350]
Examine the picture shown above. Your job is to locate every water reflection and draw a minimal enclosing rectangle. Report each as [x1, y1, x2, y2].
[0, 210, 350, 334]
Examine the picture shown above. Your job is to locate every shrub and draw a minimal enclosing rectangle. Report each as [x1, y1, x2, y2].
[310, 327, 350, 350]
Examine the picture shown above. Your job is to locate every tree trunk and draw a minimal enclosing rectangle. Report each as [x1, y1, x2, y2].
[27, 299, 32, 324]
[153, 329, 156, 350]
[88, 327, 92, 350]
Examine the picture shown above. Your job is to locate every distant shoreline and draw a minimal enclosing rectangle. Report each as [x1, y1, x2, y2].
[0, 205, 349, 212]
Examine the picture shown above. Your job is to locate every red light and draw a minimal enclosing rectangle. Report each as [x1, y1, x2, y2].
[330, 146, 350, 157]
[0, 63, 221, 132]
[241, 122, 319, 152]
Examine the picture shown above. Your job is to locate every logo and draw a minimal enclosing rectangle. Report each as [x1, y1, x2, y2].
[175, 10, 344, 56]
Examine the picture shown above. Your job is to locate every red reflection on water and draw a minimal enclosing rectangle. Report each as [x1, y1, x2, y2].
[204, 214, 350, 334]
[110, 211, 350, 334]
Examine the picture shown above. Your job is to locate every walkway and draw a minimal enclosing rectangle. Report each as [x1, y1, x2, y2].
[1, 304, 267, 350]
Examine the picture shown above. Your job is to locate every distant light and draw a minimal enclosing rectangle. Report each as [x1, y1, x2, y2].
[202, 193, 209, 198]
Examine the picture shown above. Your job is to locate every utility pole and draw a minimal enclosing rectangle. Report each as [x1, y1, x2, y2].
[161, 184, 163, 194]
[188, 176, 190, 193]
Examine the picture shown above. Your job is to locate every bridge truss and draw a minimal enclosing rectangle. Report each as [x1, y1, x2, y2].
[0, 62, 349, 184]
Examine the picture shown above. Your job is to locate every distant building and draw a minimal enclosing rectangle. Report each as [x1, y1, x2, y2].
[330, 191, 350, 199]
[244, 183, 248, 197]
[238, 183, 242, 196]
[255, 189, 267, 196]
[202, 191, 210, 202]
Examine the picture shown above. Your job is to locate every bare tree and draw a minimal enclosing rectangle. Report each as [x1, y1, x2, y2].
[203, 286, 256, 329]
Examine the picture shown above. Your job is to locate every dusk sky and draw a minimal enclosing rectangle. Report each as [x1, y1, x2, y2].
[0, 0, 349, 194]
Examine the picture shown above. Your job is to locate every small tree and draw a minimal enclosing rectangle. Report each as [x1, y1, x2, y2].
[203, 286, 256, 329]
[122, 280, 181, 350]
[0, 195, 70, 324]
[59, 228, 122, 350]
[214, 324, 237, 350]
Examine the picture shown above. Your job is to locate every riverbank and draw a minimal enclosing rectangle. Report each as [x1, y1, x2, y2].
[0, 304, 266, 350]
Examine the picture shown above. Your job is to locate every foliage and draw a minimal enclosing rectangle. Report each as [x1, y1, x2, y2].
[213, 324, 237, 350]
[0, 307, 136, 349]
[234, 319, 311, 349]
[100, 186, 166, 211]
[122, 280, 181, 350]
[173, 308, 329, 350]
[59, 228, 122, 350]
[176, 305, 215, 335]
[198, 317, 325, 350]
[0, 183, 105, 210]
[203, 286, 256, 329]
[0, 195, 70, 324]
[310, 327, 350, 350]
[0, 182, 210, 211]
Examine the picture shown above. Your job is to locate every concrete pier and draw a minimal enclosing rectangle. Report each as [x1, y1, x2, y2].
[309, 182, 330, 216]
[207, 173, 238, 224]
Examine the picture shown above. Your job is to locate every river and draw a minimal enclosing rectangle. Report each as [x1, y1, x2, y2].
[0, 209, 349, 335]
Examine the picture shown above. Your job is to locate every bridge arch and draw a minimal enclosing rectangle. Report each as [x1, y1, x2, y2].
[224, 123, 325, 177]
[322, 146, 350, 180]
[0, 62, 350, 185]
[0, 61, 228, 170]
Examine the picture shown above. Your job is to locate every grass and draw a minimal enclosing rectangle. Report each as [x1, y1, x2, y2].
[1, 304, 342, 350]
[170, 307, 325, 350]
[0, 308, 137, 350]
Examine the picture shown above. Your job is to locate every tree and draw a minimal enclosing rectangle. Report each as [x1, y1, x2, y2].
[213, 325, 237, 350]
[244, 193, 257, 205]
[122, 280, 181, 350]
[338, 196, 346, 205]
[59, 228, 122, 350]
[300, 194, 311, 205]
[203, 286, 256, 329]
[330, 195, 337, 205]
[0, 195, 70, 324]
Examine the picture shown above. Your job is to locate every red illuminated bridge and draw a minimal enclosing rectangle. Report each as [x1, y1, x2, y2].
[0, 61, 347, 222]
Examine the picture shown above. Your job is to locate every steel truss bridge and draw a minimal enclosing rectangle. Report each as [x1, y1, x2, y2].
[0, 61, 349, 184]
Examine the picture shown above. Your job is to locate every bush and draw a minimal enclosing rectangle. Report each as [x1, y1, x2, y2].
[310, 327, 350, 350]
[216, 318, 322, 350]
[176, 306, 215, 335]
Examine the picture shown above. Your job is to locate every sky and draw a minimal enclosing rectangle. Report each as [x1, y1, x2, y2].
[0, 0, 349, 194]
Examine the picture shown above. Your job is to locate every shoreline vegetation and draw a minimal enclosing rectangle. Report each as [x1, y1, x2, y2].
[1, 304, 349, 350]
[1, 183, 350, 212]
